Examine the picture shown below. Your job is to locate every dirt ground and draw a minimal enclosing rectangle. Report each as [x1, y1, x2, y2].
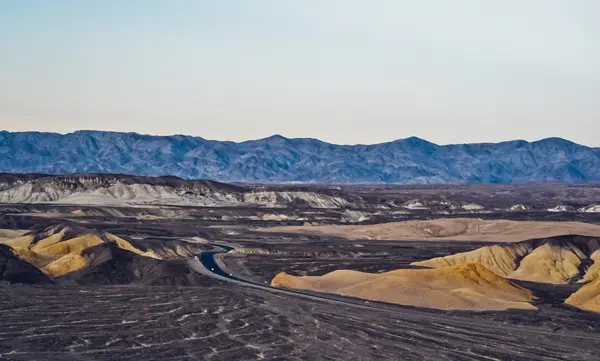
[261, 218, 600, 242]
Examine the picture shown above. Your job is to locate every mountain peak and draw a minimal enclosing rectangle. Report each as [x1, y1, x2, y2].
[265, 134, 289, 141]
[531, 137, 582, 150]
[255, 134, 291, 144]
[400, 136, 438, 146]
[534, 137, 576, 145]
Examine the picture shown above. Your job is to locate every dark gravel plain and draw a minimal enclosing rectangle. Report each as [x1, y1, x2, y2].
[0, 190, 599, 360]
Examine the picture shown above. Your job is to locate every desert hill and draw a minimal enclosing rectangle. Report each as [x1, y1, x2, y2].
[1, 224, 160, 277]
[565, 278, 600, 313]
[3, 173, 600, 214]
[0, 173, 245, 206]
[0, 224, 214, 286]
[412, 235, 600, 284]
[0, 173, 355, 208]
[57, 243, 211, 286]
[0, 244, 54, 285]
[272, 263, 535, 311]
[263, 218, 600, 242]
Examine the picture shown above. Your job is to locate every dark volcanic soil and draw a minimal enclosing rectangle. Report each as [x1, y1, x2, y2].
[1, 283, 599, 361]
[1, 199, 600, 360]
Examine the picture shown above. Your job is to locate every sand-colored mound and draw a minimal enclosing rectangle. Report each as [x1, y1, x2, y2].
[0, 229, 29, 242]
[582, 250, 600, 282]
[33, 234, 158, 276]
[2, 234, 35, 248]
[413, 243, 533, 277]
[31, 228, 71, 251]
[272, 263, 536, 311]
[509, 244, 587, 283]
[262, 218, 600, 243]
[565, 278, 600, 313]
[105, 233, 160, 259]
[413, 236, 600, 284]
[38, 234, 105, 257]
[42, 253, 88, 277]
[0, 225, 163, 277]
[0, 224, 206, 278]
[135, 214, 167, 220]
[9, 246, 52, 266]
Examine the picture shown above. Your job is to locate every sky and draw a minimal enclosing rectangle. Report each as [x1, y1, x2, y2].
[0, 0, 599, 146]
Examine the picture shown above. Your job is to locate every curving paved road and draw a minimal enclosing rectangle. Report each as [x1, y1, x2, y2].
[191, 245, 600, 344]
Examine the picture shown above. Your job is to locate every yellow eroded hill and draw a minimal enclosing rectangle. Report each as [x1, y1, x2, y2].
[105, 233, 159, 259]
[509, 244, 587, 283]
[32, 229, 70, 251]
[565, 278, 600, 313]
[3, 235, 35, 249]
[10, 246, 52, 266]
[582, 250, 600, 283]
[412, 243, 532, 277]
[42, 253, 89, 277]
[0, 229, 28, 242]
[0, 226, 162, 277]
[38, 234, 105, 257]
[412, 236, 600, 284]
[272, 263, 536, 311]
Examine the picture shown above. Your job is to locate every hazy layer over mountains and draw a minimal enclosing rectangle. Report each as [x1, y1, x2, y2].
[1, 131, 600, 184]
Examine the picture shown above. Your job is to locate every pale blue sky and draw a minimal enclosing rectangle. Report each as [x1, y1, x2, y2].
[1, 0, 599, 145]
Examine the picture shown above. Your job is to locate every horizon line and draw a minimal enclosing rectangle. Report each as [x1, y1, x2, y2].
[0, 129, 594, 148]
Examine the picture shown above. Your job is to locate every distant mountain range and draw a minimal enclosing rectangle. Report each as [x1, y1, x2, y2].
[0, 130, 599, 184]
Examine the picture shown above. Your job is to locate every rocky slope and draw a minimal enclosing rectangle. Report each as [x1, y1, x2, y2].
[3, 173, 600, 213]
[0, 173, 354, 208]
[1, 130, 600, 184]
[0, 173, 245, 206]
[0, 244, 54, 284]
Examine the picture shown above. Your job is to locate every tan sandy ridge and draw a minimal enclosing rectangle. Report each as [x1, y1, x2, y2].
[412, 236, 600, 284]
[1, 226, 159, 277]
[261, 218, 600, 243]
[565, 278, 600, 312]
[272, 263, 536, 311]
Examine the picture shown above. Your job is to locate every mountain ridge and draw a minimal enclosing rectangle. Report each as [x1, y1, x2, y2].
[1, 130, 599, 184]
[6, 130, 596, 147]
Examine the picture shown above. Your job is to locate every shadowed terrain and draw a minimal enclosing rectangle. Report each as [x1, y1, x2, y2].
[0, 244, 54, 285]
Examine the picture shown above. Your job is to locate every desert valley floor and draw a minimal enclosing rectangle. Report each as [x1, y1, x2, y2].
[1, 176, 600, 360]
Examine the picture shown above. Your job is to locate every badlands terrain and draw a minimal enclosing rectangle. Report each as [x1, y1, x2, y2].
[0, 174, 600, 360]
